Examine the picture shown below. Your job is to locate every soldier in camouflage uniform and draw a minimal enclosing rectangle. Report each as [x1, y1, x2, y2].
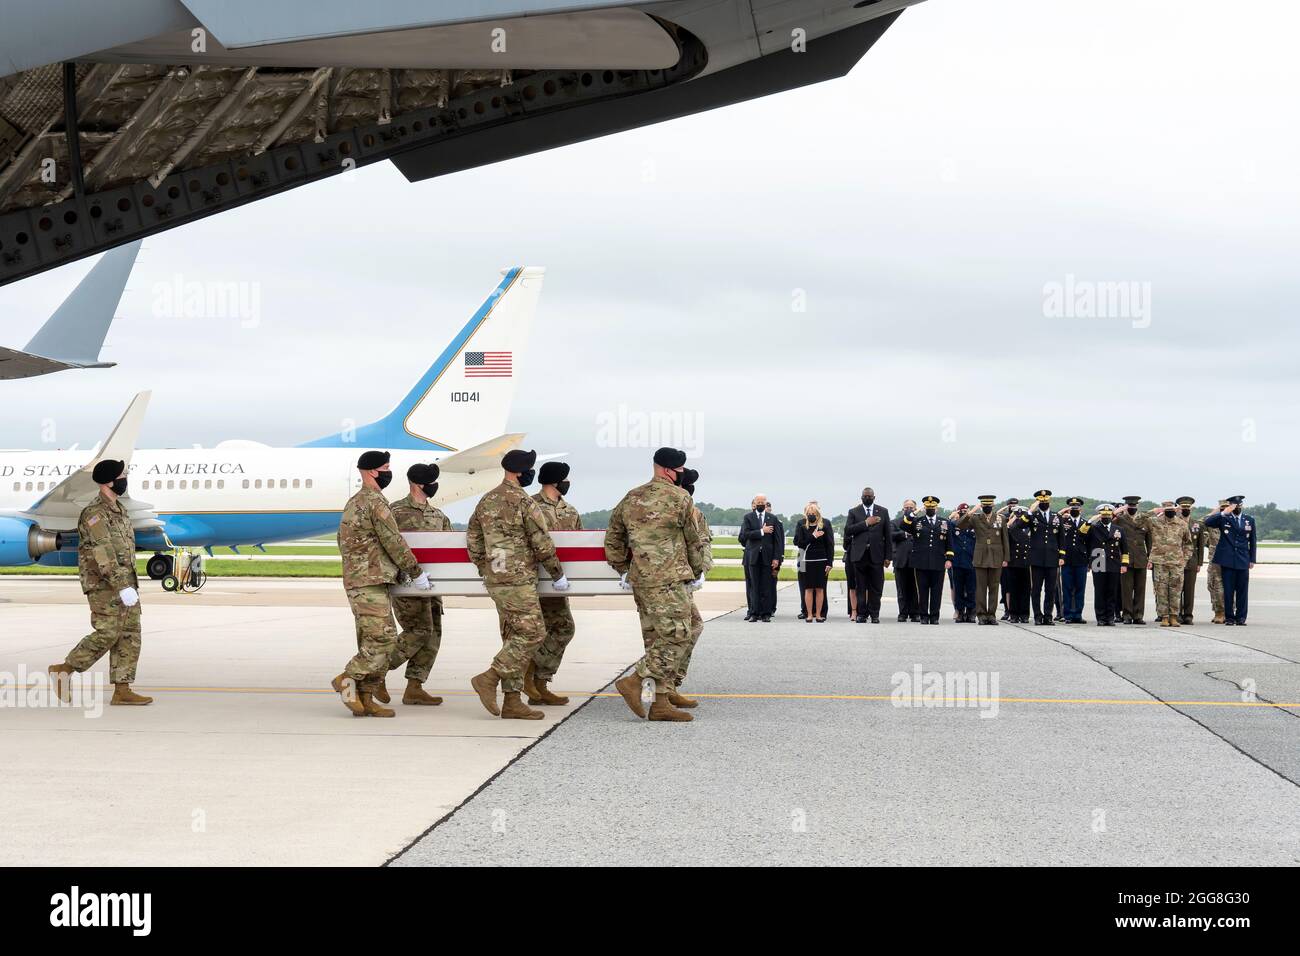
[523, 461, 582, 706]
[670, 468, 711, 707]
[49, 459, 152, 706]
[386, 463, 451, 706]
[467, 449, 570, 720]
[1149, 500, 1193, 626]
[1203, 499, 1228, 623]
[1115, 495, 1154, 624]
[331, 451, 431, 718]
[1177, 496, 1205, 625]
[605, 447, 706, 722]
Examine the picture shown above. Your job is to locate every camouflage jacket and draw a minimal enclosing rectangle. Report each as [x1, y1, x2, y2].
[77, 494, 137, 594]
[1114, 511, 1154, 565]
[531, 491, 583, 531]
[1203, 521, 1221, 568]
[605, 476, 705, 586]
[1149, 514, 1193, 566]
[467, 479, 564, 587]
[1184, 515, 1205, 570]
[390, 494, 452, 533]
[338, 486, 422, 588]
[693, 506, 714, 574]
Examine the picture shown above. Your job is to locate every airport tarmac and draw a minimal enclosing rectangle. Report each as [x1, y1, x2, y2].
[2, 571, 1298, 866]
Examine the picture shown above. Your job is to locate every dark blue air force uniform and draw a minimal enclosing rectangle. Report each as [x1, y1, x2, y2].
[1204, 510, 1257, 624]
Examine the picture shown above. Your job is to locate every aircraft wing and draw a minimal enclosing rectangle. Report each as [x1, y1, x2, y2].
[0, 347, 115, 380]
[435, 432, 525, 474]
[18, 391, 162, 533]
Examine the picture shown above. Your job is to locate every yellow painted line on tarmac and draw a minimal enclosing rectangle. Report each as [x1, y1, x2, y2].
[14, 684, 1300, 708]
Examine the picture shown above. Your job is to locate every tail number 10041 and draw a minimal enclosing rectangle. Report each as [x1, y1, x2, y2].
[450, 392, 481, 402]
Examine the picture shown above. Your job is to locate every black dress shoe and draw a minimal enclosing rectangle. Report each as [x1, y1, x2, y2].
[1042, 619, 1054, 626]
[855, 616, 867, 623]
[909, 615, 920, 623]
[744, 615, 755, 622]
[797, 611, 806, 620]
[897, 613, 908, 622]
[1235, 620, 1247, 626]
[761, 615, 771, 622]
[871, 616, 880, 624]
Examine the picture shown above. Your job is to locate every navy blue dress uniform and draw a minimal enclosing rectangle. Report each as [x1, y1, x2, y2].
[890, 508, 920, 622]
[901, 497, 954, 624]
[1025, 491, 1065, 625]
[1204, 496, 1257, 625]
[947, 504, 977, 623]
[1004, 505, 1033, 622]
[1058, 498, 1090, 623]
[1084, 505, 1130, 625]
[999, 497, 1020, 619]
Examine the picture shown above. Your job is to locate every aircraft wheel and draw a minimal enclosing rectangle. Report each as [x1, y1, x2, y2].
[161, 574, 179, 592]
[147, 554, 173, 580]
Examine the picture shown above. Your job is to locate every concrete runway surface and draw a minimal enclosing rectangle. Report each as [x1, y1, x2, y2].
[2, 571, 1297, 866]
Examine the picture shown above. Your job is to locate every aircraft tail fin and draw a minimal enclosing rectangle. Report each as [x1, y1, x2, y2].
[300, 267, 543, 451]
[23, 240, 141, 366]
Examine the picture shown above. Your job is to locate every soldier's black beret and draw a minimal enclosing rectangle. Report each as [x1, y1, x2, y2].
[407, 463, 439, 484]
[680, 467, 699, 495]
[653, 447, 687, 469]
[538, 461, 570, 485]
[357, 450, 390, 470]
[91, 459, 125, 484]
[501, 448, 537, 473]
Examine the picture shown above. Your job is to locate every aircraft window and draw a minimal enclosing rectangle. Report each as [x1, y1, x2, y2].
[167, 480, 174, 490]
[280, 479, 287, 489]
[305, 479, 313, 489]
[243, 479, 250, 489]
[12, 482, 18, 491]
[255, 479, 262, 489]
[292, 479, 300, 489]
[217, 480, 224, 490]
[205, 480, 212, 489]
[180, 480, 187, 490]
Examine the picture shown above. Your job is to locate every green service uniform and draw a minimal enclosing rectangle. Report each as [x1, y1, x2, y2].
[957, 508, 1009, 622]
[1115, 509, 1153, 622]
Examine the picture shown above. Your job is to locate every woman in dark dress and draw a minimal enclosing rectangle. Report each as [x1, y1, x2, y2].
[794, 503, 835, 622]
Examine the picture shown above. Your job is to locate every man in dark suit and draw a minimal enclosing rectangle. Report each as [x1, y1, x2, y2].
[890, 500, 919, 622]
[843, 486, 892, 623]
[738, 495, 782, 622]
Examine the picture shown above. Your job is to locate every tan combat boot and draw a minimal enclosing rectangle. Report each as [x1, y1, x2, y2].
[48, 663, 75, 703]
[371, 681, 391, 704]
[1159, 617, 1170, 627]
[1212, 612, 1225, 624]
[332, 673, 365, 716]
[111, 683, 153, 705]
[1169, 617, 1181, 628]
[470, 669, 501, 716]
[648, 693, 693, 722]
[529, 679, 570, 706]
[613, 673, 647, 718]
[360, 691, 394, 718]
[521, 661, 543, 702]
[500, 691, 544, 720]
[402, 679, 442, 705]
[667, 690, 698, 709]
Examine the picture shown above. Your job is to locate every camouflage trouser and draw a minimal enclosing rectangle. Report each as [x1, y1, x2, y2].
[1151, 564, 1183, 620]
[488, 583, 547, 693]
[390, 596, 443, 683]
[632, 581, 694, 694]
[1207, 563, 1225, 615]
[343, 585, 398, 691]
[634, 590, 704, 687]
[531, 596, 575, 683]
[66, 586, 142, 683]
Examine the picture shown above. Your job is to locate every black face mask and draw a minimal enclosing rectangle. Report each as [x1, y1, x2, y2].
[1163, 509, 1176, 518]
[1039, 502, 1050, 510]
[556, 480, 570, 496]
[982, 505, 992, 514]
[110, 477, 128, 496]
[924, 508, 936, 517]
[1127, 506, 1137, 514]
[518, 469, 535, 488]
[375, 471, 393, 490]
[1070, 507, 1080, 516]
[862, 496, 874, 507]
[1180, 508, 1191, 517]
[421, 482, 438, 498]
[1233, 506, 1242, 514]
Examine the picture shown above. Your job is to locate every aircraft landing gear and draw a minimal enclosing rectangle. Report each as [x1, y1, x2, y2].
[146, 553, 173, 580]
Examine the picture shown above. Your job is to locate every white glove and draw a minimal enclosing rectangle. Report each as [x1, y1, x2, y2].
[552, 574, 571, 592]
[618, 573, 633, 591]
[412, 571, 432, 591]
[118, 587, 139, 608]
[690, 573, 706, 591]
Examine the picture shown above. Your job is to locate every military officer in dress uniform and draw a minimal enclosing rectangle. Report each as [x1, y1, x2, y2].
[1084, 503, 1130, 625]
[1115, 495, 1153, 624]
[1004, 502, 1033, 623]
[1177, 496, 1204, 625]
[1205, 495, 1256, 626]
[957, 495, 1008, 625]
[901, 496, 953, 625]
[1058, 497, 1090, 624]
[1203, 499, 1228, 623]
[524, 460, 582, 706]
[1026, 490, 1065, 626]
[48, 459, 152, 706]
[999, 497, 1020, 620]
[385, 463, 451, 707]
[947, 503, 977, 623]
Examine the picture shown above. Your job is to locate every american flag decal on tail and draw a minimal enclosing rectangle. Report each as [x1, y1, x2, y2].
[464, 351, 512, 378]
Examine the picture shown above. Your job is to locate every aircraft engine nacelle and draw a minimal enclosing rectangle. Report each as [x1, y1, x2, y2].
[0, 516, 63, 566]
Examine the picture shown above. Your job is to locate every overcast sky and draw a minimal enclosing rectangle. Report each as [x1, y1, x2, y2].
[2, 0, 1297, 520]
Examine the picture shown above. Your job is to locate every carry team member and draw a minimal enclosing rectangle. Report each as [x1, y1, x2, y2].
[48, 459, 152, 706]
[957, 495, 1009, 625]
[525, 460, 581, 706]
[332, 451, 431, 717]
[606, 447, 706, 722]
[467, 449, 570, 719]
[671, 467, 712, 707]
[386, 463, 450, 706]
